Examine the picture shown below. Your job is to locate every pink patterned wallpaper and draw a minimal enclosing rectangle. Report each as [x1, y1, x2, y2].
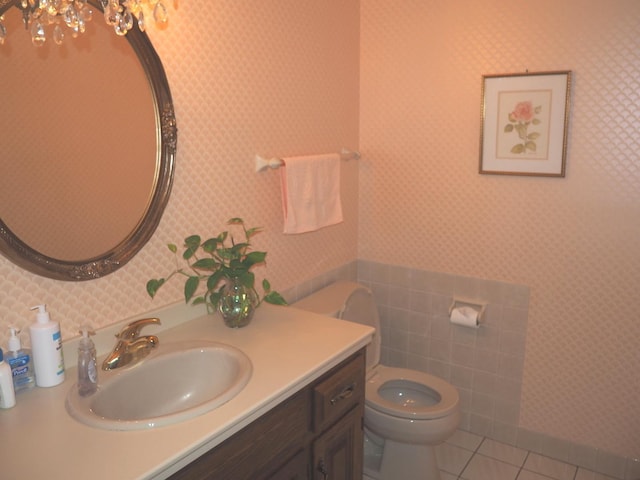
[1, 0, 638, 462]
[0, 2, 359, 371]
[360, 0, 639, 458]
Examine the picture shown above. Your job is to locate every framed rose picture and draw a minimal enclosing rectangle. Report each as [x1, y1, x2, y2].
[479, 71, 571, 177]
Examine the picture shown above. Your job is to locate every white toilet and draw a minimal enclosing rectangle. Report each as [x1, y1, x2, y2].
[294, 281, 460, 480]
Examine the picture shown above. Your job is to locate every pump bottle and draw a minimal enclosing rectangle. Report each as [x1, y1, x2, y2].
[0, 349, 16, 408]
[6, 327, 35, 392]
[29, 304, 65, 387]
[77, 327, 97, 397]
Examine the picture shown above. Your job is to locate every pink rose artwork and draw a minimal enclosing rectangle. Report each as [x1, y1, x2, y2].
[504, 100, 542, 154]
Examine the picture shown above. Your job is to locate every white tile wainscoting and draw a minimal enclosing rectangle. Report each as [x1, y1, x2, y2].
[283, 261, 639, 480]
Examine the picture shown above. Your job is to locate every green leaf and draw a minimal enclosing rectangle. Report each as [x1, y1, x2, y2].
[228, 260, 246, 272]
[192, 296, 206, 306]
[184, 235, 201, 249]
[192, 258, 217, 270]
[184, 276, 200, 302]
[208, 290, 222, 308]
[244, 251, 266, 267]
[245, 227, 262, 238]
[206, 270, 225, 290]
[183, 236, 201, 260]
[201, 238, 219, 253]
[504, 124, 514, 133]
[217, 247, 237, 260]
[236, 271, 255, 288]
[534, 105, 542, 114]
[532, 118, 541, 125]
[264, 291, 287, 305]
[168, 244, 177, 253]
[228, 259, 247, 271]
[527, 132, 540, 140]
[511, 144, 525, 154]
[262, 278, 271, 291]
[146, 278, 165, 298]
[230, 242, 250, 254]
[228, 217, 244, 225]
[525, 141, 537, 152]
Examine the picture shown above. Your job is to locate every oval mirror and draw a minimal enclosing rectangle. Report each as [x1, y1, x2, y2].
[0, 0, 177, 281]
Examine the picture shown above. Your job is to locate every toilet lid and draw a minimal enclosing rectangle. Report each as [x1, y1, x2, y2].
[293, 281, 381, 371]
[338, 285, 381, 370]
[366, 365, 459, 420]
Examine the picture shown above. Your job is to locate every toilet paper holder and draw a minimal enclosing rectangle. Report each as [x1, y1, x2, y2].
[448, 297, 487, 324]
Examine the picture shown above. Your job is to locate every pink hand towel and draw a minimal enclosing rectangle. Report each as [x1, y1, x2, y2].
[280, 153, 343, 234]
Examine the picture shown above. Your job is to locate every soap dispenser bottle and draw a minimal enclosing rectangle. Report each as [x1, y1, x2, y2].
[77, 327, 97, 397]
[29, 304, 65, 387]
[0, 349, 16, 409]
[6, 327, 35, 392]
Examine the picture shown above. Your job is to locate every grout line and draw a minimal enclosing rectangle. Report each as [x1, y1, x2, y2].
[515, 450, 532, 479]
[457, 436, 487, 479]
[476, 436, 487, 452]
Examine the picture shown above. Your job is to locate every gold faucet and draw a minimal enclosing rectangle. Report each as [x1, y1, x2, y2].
[102, 318, 161, 371]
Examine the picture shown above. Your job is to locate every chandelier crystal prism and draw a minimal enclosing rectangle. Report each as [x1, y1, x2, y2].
[0, 0, 175, 47]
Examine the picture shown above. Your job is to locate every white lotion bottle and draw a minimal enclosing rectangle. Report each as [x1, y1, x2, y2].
[0, 348, 16, 408]
[29, 305, 65, 387]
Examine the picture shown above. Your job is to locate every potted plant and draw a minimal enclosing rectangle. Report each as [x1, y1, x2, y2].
[146, 218, 287, 328]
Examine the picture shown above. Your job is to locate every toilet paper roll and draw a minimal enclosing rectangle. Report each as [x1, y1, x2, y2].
[450, 306, 480, 328]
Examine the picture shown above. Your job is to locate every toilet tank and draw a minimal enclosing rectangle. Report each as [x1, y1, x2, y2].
[294, 281, 381, 369]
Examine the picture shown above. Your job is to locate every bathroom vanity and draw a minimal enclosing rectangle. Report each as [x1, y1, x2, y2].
[0, 302, 373, 479]
[171, 349, 365, 479]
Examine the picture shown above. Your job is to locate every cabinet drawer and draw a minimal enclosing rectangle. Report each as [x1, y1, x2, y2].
[313, 351, 365, 433]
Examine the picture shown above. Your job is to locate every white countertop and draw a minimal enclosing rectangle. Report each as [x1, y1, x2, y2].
[0, 302, 373, 479]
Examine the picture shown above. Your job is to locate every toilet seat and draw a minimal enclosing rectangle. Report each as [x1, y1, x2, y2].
[366, 365, 459, 420]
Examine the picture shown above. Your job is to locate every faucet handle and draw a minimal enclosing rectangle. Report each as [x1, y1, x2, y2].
[117, 317, 161, 340]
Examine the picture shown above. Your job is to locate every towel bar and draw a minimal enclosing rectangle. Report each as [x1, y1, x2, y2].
[255, 148, 360, 173]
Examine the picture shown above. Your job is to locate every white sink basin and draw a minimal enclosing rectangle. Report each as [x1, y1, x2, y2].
[66, 340, 252, 431]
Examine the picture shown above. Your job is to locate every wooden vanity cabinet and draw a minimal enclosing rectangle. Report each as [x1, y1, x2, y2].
[169, 349, 365, 480]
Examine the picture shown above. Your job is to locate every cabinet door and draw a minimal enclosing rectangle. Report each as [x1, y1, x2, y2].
[312, 406, 363, 480]
[265, 447, 310, 480]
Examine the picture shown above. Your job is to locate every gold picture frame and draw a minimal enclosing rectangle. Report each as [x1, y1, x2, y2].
[479, 71, 571, 177]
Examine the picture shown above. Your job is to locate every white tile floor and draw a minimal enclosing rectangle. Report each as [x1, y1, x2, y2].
[436, 430, 621, 480]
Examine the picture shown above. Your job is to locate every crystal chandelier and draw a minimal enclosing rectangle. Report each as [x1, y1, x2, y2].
[0, 0, 175, 47]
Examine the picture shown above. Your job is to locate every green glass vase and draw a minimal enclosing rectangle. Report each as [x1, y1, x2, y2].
[218, 276, 258, 328]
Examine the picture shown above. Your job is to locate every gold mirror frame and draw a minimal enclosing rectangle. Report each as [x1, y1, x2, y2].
[0, 0, 177, 281]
